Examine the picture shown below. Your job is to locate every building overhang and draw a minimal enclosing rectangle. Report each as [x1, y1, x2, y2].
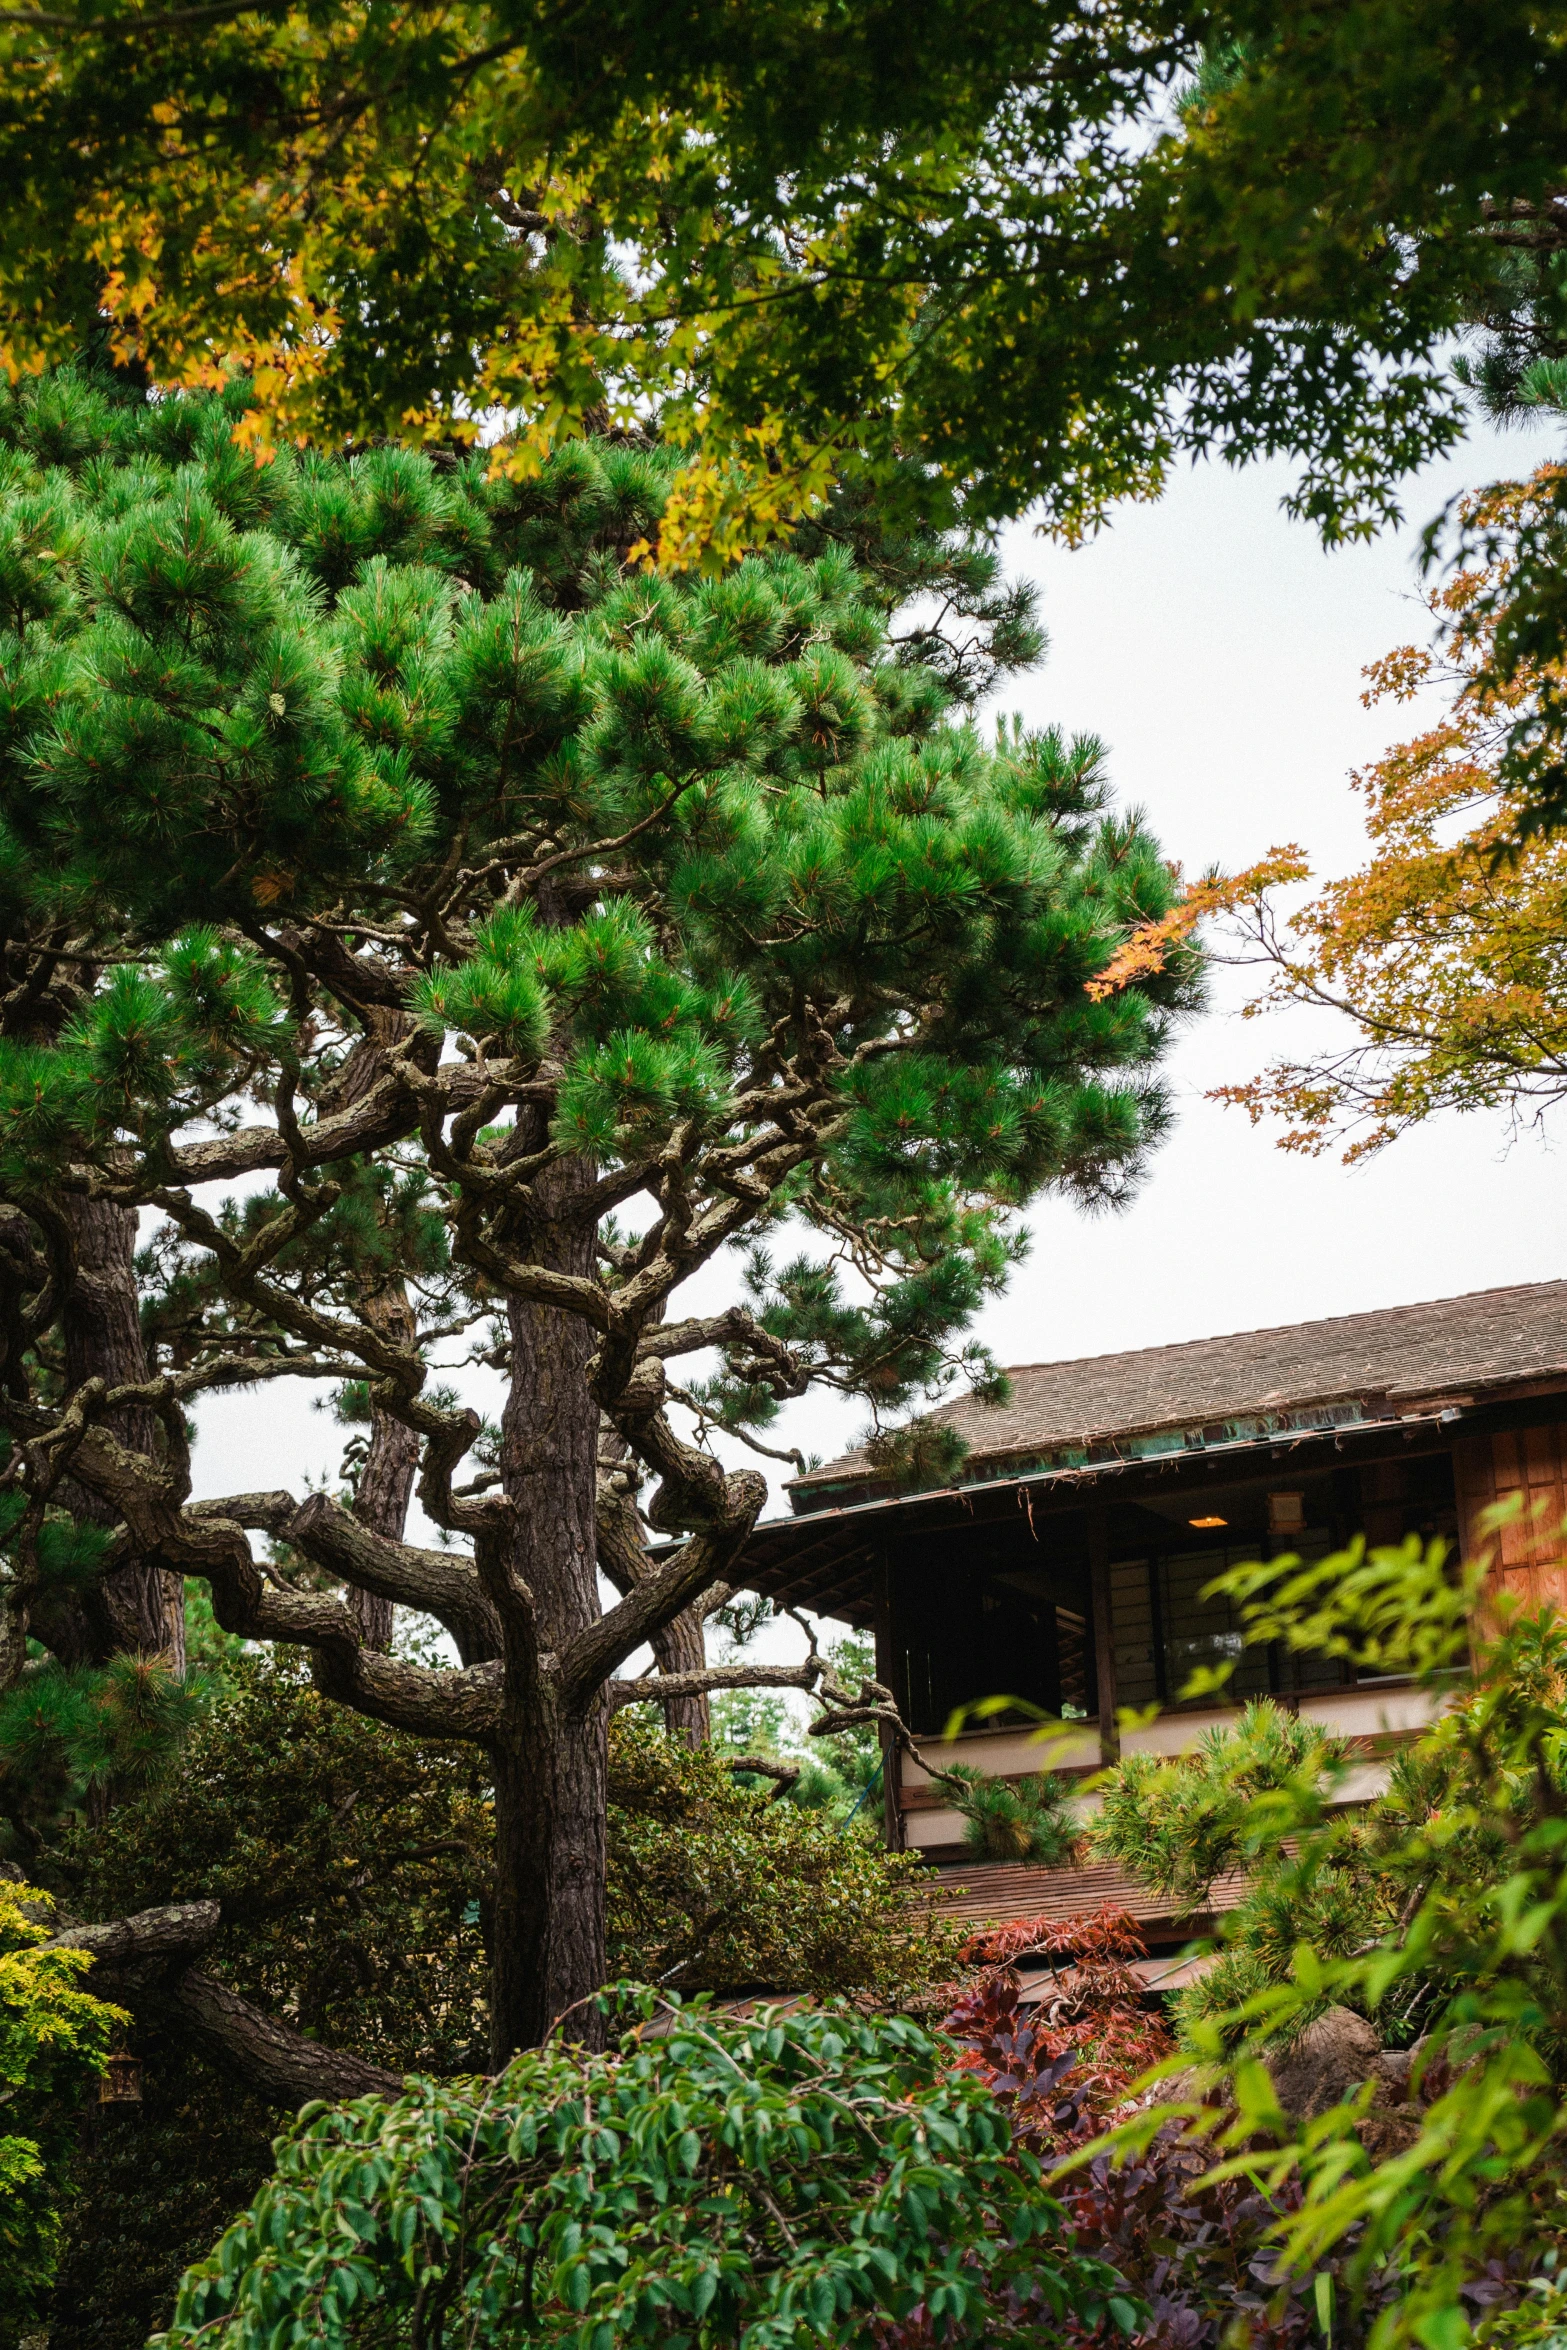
[719, 1387, 1560, 1625]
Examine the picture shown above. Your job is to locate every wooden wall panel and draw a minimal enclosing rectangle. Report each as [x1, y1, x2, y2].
[1455, 1423, 1567, 1614]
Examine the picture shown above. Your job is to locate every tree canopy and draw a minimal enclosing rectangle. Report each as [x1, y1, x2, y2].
[7, 1, 1567, 558]
[0, 365, 1194, 2080]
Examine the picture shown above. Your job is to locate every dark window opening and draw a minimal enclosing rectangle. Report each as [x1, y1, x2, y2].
[1113, 1538, 1351, 1710]
[891, 1545, 1094, 1737]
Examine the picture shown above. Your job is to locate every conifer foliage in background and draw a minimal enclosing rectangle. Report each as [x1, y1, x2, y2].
[0, 367, 1196, 2077]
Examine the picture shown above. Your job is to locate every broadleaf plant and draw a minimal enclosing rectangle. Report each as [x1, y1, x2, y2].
[155, 1993, 1128, 2350]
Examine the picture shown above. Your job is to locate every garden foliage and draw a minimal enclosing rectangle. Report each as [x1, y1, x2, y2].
[606, 1717, 962, 2001]
[1093, 1530, 1567, 2344]
[46, 1667, 962, 2349]
[155, 1993, 1129, 2350]
[1089, 1702, 1351, 1917]
[0, 1875, 122, 2336]
[946, 1907, 1362, 2350]
[939, 1760, 1085, 1869]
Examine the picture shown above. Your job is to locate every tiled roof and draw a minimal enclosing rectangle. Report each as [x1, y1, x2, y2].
[790, 1280, 1567, 1505]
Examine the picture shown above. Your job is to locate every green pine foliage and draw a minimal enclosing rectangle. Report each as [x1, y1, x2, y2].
[0, 1654, 206, 1856]
[941, 1761, 1085, 1869]
[1088, 1701, 1351, 1914]
[863, 1415, 973, 1495]
[0, 1472, 206, 1857]
[0, 364, 1194, 1454]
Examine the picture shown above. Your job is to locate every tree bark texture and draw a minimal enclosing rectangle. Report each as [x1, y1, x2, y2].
[491, 1152, 607, 2060]
[42, 1896, 402, 2102]
[490, 1694, 607, 2061]
[175, 1966, 402, 2102]
[350, 1281, 421, 1651]
[59, 1197, 185, 1671]
[651, 1605, 711, 1745]
[328, 1008, 426, 1655]
[597, 1424, 713, 1745]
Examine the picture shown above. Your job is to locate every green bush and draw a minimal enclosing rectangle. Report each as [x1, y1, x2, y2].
[0, 1878, 122, 2344]
[1097, 1535, 1567, 2344]
[47, 1667, 963, 2347]
[155, 1994, 1132, 2350]
[1089, 1700, 1350, 1917]
[607, 1716, 963, 2001]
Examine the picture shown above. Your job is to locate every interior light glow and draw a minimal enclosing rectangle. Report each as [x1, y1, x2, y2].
[1188, 1514, 1228, 1528]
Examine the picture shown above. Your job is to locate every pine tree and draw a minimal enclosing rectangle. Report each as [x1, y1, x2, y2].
[0, 368, 1198, 2069]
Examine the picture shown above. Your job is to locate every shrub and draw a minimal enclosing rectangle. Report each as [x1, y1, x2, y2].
[155, 1993, 1131, 2350]
[1094, 1535, 1567, 2343]
[942, 1909, 1381, 2350]
[49, 1674, 964, 2348]
[608, 1716, 965, 2002]
[0, 1877, 123, 2342]
[944, 1907, 1170, 2129]
[1088, 1703, 1350, 1915]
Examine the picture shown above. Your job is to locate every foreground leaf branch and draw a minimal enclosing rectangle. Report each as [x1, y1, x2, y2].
[1082, 1525, 1567, 2345]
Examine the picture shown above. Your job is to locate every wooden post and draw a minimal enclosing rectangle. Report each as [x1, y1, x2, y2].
[872, 1552, 905, 1850]
[1088, 1505, 1119, 1766]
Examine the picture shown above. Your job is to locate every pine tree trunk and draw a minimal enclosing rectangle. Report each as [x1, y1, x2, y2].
[489, 1153, 607, 2060]
[489, 1685, 608, 2059]
[350, 1282, 420, 1651]
[652, 1607, 710, 1744]
[58, 1198, 185, 1671]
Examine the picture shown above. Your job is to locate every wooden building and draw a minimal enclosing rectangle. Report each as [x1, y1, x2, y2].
[729, 1281, 1567, 1944]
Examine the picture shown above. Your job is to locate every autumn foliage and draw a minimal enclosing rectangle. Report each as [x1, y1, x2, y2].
[1096, 471, 1567, 1161]
[940, 1910, 1342, 2349]
[945, 1905, 1170, 2137]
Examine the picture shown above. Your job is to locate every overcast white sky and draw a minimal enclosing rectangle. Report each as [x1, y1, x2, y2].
[193, 408, 1566, 1528]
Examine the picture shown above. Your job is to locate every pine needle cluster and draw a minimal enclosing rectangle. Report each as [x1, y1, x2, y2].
[942, 1761, 1085, 1869]
[0, 365, 1197, 1453]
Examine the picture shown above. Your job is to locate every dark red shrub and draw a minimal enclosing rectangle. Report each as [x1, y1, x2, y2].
[944, 1906, 1171, 2136]
[939, 1909, 1363, 2349]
